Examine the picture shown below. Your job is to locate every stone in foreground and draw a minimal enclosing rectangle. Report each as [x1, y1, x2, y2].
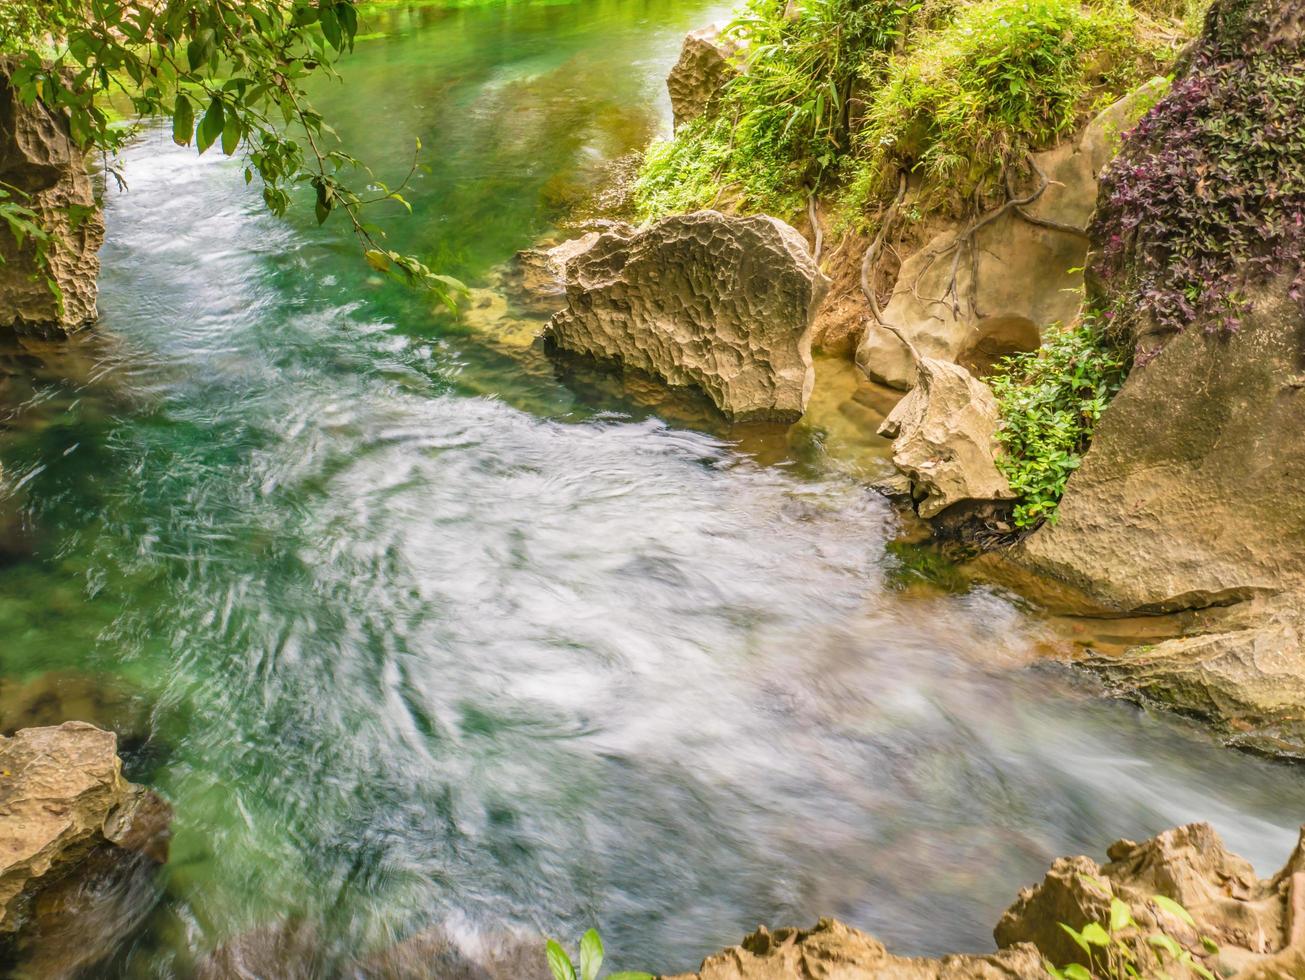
[877, 358, 1014, 519]
[661, 918, 1043, 979]
[0, 60, 103, 334]
[547, 211, 829, 423]
[0, 722, 170, 932]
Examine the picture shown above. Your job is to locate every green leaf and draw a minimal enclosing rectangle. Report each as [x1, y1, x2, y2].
[1080, 922, 1110, 947]
[1148, 933, 1183, 959]
[579, 929, 603, 980]
[545, 940, 577, 980]
[1061, 966, 1092, 980]
[1109, 897, 1134, 933]
[607, 974, 656, 980]
[172, 94, 194, 146]
[1151, 895, 1196, 928]
[196, 98, 225, 155]
[221, 112, 241, 156]
[1058, 924, 1089, 956]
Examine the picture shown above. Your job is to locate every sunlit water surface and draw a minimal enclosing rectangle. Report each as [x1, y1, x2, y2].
[2, 0, 1304, 976]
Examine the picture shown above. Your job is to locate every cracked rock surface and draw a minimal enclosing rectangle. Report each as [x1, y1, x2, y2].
[546, 210, 829, 423]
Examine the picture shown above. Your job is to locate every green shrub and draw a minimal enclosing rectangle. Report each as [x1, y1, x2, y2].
[844, 0, 1161, 216]
[989, 320, 1128, 529]
[634, 0, 916, 219]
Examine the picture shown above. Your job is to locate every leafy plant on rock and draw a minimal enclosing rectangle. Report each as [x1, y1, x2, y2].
[989, 320, 1128, 529]
[1045, 876, 1218, 980]
[546, 928, 654, 980]
[1090, 0, 1305, 346]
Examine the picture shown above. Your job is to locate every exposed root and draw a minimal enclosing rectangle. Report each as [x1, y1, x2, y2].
[807, 191, 823, 264]
[859, 172, 922, 366]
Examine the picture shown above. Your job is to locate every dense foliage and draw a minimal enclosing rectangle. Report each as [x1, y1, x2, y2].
[989, 321, 1128, 529]
[843, 0, 1159, 215]
[634, 0, 1175, 222]
[1090, 0, 1305, 342]
[0, 0, 456, 303]
[635, 0, 916, 218]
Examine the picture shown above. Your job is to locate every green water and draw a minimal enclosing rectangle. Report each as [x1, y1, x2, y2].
[3, 1, 1305, 976]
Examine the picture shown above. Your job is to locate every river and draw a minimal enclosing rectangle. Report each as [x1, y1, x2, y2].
[1, 0, 1303, 976]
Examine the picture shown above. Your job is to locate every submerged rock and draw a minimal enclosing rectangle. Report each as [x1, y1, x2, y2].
[546, 211, 829, 423]
[0, 60, 103, 334]
[856, 81, 1165, 391]
[666, 25, 742, 130]
[877, 358, 1014, 519]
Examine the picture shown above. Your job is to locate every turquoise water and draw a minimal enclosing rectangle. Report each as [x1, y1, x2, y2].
[2, 1, 1305, 976]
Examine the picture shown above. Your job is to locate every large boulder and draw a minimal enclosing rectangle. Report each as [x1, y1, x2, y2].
[546, 211, 829, 423]
[667, 25, 742, 130]
[0, 60, 103, 334]
[877, 358, 1014, 519]
[856, 81, 1166, 391]
[0, 722, 169, 932]
[1012, 283, 1305, 613]
[661, 918, 1044, 980]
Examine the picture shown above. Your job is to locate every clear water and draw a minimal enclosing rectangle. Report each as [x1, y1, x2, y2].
[2, 0, 1304, 976]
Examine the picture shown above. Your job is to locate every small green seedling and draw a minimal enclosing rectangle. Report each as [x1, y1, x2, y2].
[546, 928, 655, 980]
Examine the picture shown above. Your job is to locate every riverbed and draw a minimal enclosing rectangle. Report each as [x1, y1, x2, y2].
[1, 0, 1304, 975]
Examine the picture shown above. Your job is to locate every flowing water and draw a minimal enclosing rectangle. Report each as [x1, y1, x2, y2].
[2, 1, 1305, 976]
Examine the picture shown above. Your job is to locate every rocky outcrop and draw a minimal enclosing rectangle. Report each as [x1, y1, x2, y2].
[856, 81, 1166, 390]
[877, 358, 1013, 519]
[997, 822, 1305, 979]
[0, 61, 103, 334]
[670, 824, 1305, 980]
[0, 722, 170, 928]
[1082, 595, 1305, 757]
[661, 919, 1043, 980]
[546, 211, 829, 423]
[667, 25, 742, 130]
[1012, 284, 1305, 614]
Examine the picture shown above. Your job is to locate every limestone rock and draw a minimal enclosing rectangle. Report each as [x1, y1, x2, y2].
[877, 358, 1014, 518]
[667, 25, 742, 130]
[504, 233, 604, 317]
[546, 211, 829, 423]
[0, 722, 170, 934]
[661, 918, 1044, 980]
[0, 60, 103, 334]
[995, 823, 1294, 978]
[1083, 596, 1305, 757]
[856, 81, 1166, 390]
[1011, 285, 1305, 613]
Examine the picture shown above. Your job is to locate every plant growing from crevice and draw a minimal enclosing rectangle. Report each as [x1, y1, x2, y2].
[545, 928, 653, 980]
[1045, 876, 1218, 979]
[989, 320, 1129, 530]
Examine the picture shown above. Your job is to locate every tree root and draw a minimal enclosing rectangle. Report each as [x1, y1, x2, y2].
[859, 172, 922, 367]
[807, 191, 823, 264]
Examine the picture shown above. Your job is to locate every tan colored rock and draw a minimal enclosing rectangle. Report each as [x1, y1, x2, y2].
[0, 60, 103, 334]
[1083, 595, 1305, 756]
[546, 210, 829, 423]
[0, 722, 170, 933]
[667, 25, 742, 130]
[995, 823, 1299, 979]
[877, 358, 1014, 518]
[661, 918, 1044, 980]
[857, 81, 1167, 390]
[504, 233, 604, 317]
[1011, 284, 1305, 614]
